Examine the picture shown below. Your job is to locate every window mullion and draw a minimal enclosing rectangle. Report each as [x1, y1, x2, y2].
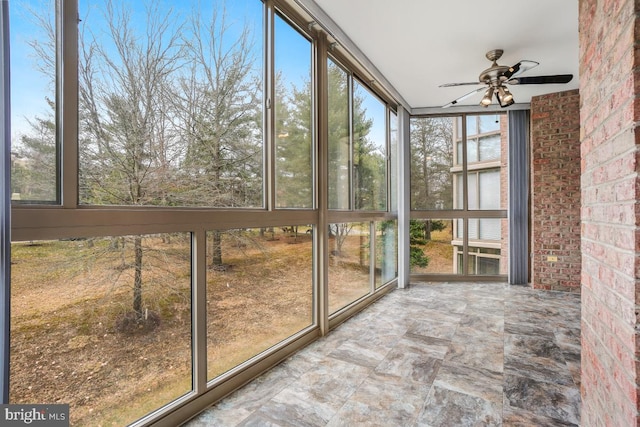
[348, 73, 354, 210]
[316, 33, 329, 335]
[0, 0, 10, 404]
[461, 114, 469, 275]
[61, 0, 78, 208]
[192, 230, 207, 394]
[264, 0, 275, 211]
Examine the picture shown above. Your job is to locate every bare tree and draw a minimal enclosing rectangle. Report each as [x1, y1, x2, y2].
[329, 223, 354, 257]
[174, 3, 262, 266]
[176, 3, 261, 205]
[79, 0, 185, 206]
[78, 0, 185, 321]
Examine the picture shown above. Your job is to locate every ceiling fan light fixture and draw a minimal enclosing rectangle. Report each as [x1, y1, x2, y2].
[480, 87, 494, 107]
[497, 86, 515, 107]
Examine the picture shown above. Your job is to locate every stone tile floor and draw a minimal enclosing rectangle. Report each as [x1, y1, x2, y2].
[186, 282, 581, 426]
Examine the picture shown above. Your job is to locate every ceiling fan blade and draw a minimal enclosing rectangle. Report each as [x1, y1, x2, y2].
[442, 86, 486, 108]
[439, 82, 482, 87]
[503, 60, 539, 79]
[508, 74, 573, 85]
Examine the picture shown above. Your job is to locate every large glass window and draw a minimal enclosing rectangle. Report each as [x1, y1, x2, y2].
[479, 114, 501, 133]
[10, 235, 192, 426]
[353, 80, 386, 211]
[327, 59, 350, 210]
[410, 219, 458, 275]
[328, 222, 370, 314]
[77, 1, 263, 207]
[453, 218, 504, 275]
[7, 1, 398, 425]
[274, 14, 313, 209]
[326, 61, 392, 213]
[10, 0, 58, 203]
[389, 111, 398, 212]
[411, 114, 507, 277]
[459, 169, 501, 211]
[375, 220, 397, 288]
[410, 117, 454, 210]
[206, 227, 313, 380]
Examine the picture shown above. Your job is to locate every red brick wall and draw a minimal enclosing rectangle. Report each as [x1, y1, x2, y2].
[530, 90, 581, 291]
[580, 0, 640, 425]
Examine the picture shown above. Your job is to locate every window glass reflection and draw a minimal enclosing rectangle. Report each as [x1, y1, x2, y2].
[375, 220, 397, 288]
[327, 59, 350, 210]
[274, 14, 313, 208]
[353, 81, 387, 210]
[479, 114, 500, 133]
[328, 222, 370, 314]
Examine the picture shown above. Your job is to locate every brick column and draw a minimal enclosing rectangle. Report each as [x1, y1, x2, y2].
[530, 90, 581, 291]
[580, 0, 640, 425]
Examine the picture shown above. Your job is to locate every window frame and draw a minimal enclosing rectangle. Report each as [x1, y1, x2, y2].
[409, 112, 507, 281]
[5, 0, 399, 425]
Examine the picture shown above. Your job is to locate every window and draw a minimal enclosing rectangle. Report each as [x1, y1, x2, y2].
[206, 227, 313, 380]
[10, 0, 58, 203]
[328, 222, 370, 314]
[456, 246, 502, 275]
[6, 1, 398, 425]
[274, 14, 313, 209]
[410, 219, 458, 275]
[11, 235, 192, 425]
[455, 114, 501, 166]
[375, 220, 397, 288]
[411, 114, 507, 278]
[327, 59, 350, 210]
[327, 219, 396, 313]
[459, 169, 501, 212]
[479, 135, 501, 161]
[328, 62, 390, 212]
[78, 0, 264, 207]
[389, 110, 398, 212]
[353, 80, 387, 211]
[410, 117, 454, 210]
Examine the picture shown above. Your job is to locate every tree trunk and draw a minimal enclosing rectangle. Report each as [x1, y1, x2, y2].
[133, 236, 143, 318]
[211, 230, 223, 266]
[119, 237, 126, 269]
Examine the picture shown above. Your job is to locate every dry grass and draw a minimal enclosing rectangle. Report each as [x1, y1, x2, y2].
[10, 228, 375, 426]
[411, 223, 456, 274]
[11, 238, 192, 426]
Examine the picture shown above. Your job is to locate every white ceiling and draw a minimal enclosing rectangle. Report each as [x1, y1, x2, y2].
[311, 0, 579, 110]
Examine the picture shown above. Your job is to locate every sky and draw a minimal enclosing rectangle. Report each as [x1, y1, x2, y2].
[10, 0, 55, 141]
[10, 0, 386, 150]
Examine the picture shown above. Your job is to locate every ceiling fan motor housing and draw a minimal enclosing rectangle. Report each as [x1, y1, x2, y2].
[479, 65, 510, 87]
[480, 50, 510, 86]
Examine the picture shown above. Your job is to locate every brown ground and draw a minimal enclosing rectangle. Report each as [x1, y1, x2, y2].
[411, 223, 456, 274]
[10, 227, 375, 426]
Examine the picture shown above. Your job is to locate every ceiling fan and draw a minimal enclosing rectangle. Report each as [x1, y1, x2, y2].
[440, 49, 573, 108]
